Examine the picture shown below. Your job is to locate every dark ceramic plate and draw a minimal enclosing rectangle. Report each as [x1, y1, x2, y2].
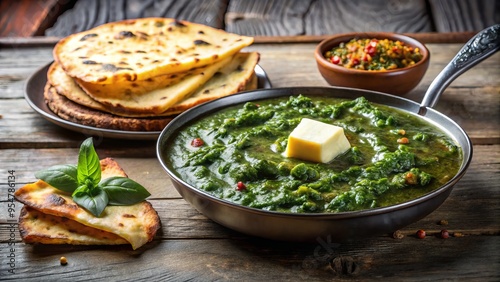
[25, 62, 272, 140]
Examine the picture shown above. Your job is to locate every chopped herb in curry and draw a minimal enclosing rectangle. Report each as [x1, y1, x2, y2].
[165, 95, 462, 213]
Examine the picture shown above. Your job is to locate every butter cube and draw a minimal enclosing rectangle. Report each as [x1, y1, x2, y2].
[284, 118, 350, 163]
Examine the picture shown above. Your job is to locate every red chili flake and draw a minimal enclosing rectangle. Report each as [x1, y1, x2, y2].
[190, 138, 204, 147]
[365, 45, 376, 56]
[440, 229, 450, 239]
[330, 55, 341, 64]
[236, 181, 246, 191]
[416, 229, 426, 239]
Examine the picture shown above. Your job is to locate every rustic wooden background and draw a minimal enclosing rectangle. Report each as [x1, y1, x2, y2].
[1, 0, 499, 38]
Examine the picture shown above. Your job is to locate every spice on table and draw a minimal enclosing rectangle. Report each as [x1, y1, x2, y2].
[440, 229, 450, 239]
[392, 230, 405, 239]
[438, 219, 449, 226]
[324, 38, 423, 71]
[60, 256, 68, 265]
[453, 232, 464, 237]
[416, 229, 426, 239]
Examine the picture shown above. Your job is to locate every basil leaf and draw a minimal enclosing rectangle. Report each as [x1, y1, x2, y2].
[35, 164, 78, 193]
[73, 185, 109, 217]
[100, 176, 151, 205]
[77, 137, 101, 186]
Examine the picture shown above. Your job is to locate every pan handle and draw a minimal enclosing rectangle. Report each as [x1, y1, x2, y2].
[419, 24, 500, 114]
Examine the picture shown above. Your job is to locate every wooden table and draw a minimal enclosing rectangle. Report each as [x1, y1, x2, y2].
[0, 36, 499, 281]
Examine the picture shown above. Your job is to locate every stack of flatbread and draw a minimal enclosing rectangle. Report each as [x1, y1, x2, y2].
[14, 158, 160, 250]
[45, 18, 259, 131]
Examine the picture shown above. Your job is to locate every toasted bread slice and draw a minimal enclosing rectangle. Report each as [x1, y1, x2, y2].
[15, 158, 160, 250]
[19, 206, 128, 245]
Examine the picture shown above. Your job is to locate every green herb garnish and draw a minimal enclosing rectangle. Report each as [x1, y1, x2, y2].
[35, 138, 150, 217]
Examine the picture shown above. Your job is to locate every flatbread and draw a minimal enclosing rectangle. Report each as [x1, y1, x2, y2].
[163, 52, 260, 115]
[53, 18, 254, 84]
[44, 84, 175, 131]
[76, 55, 233, 115]
[68, 65, 194, 100]
[15, 158, 160, 250]
[48, 52, 259, 118]
[48, 62, 110, 113]
[19, 206, 129, 245]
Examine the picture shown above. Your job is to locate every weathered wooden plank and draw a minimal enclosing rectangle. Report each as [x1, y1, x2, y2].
[305, 0, 433, 35]
[0, 0, 68, 37]
[429, 0, 499, 32]
[0, 235, 498, 280]
[44, 0, 228, 37]
[0, 149, 162, 184]
[226, 0, 433, 36]
[0, 32, 478, 48]
[0, 47, 53, 98]
[225, 0, 313, 36]
[0, 199, 235, 241]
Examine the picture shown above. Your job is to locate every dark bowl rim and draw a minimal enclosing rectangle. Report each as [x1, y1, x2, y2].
[314, 32, 430, 75]
[156, 86, 471, 220]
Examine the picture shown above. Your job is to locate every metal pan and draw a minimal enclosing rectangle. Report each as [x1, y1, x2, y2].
[157, 25, 500, 242]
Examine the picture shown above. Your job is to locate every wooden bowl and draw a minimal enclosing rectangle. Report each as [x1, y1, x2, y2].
[315, 32, 430, 95]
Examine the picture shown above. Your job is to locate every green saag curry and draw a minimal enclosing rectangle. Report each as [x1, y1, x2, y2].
[165, 95, 462, 213]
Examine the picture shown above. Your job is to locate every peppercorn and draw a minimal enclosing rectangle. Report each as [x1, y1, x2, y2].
[416, 229, 426, 239]
[60, 256, 68, 265]
[440, 229, 450, 239]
